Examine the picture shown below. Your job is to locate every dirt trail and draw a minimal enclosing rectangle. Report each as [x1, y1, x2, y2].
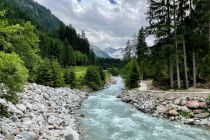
[139, 80, 210, 98]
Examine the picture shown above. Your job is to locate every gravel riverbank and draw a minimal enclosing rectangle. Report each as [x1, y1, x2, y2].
[0, 83, 89, 140]
[120, 90, 210, 127]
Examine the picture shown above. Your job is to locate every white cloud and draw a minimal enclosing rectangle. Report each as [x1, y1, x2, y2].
[33, 0, 154, 49]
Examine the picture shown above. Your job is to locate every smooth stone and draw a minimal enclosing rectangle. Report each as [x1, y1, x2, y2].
[168, 109, 178, 116]
[195, 113, 210, 118]
[8, 104, 23, 116]
[0, 98, 7, 106]
[21, 131, 39, 140]
[186, 101, 200, 109]
[16, 104, 27, 112]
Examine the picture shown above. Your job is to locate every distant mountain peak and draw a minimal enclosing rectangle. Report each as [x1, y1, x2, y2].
[90, 45, 111, 58]
[103, 47, 124, 59]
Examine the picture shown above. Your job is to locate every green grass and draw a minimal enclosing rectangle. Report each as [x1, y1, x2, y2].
[72, 66, 87, 79]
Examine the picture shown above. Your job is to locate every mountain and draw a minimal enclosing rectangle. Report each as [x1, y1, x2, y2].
[90, 45, 111, 58]
[0, 0, 63, 31]
[104, 47, 124, 59]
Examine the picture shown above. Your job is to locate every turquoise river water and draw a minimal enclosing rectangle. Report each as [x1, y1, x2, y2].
[78, 77, 210, 140]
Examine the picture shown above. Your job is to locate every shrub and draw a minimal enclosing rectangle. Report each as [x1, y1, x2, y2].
[35, 59, 64, 87]
[98, 67, 106, 84]
[64, 69, 76, 88]
[84, 66, 104, 91]
[0, 52, 28, 103]
[107, 67, 119, 76]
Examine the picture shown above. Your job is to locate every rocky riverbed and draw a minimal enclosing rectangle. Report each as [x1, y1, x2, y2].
[120, 90, 210, 127]
[0, 83, 89, 140]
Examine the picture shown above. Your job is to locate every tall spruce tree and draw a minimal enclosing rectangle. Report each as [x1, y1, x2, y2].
[136, 27, 148, 79]
[147, 0, 174, 88]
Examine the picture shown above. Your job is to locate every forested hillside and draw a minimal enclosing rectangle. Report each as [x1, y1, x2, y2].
[0, 0, 62, 31]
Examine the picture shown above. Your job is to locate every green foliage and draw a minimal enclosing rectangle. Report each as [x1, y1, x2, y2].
[123, 60, 141, 89]
[35, 60, 64, 87]
[64, 69, 76, 88]
[72, 66, 88, 79]
[9, 21, 41, 81]
[179, 111, 194, 118]
[0, 0, 62, 31]
[136, 27, 149, 79]
[0, 52, 28, 103]
[84, 66, 105, 91]
[0, 104, 9, 117]
[98, 67, 106, 84]
[107, 67, 119, 76]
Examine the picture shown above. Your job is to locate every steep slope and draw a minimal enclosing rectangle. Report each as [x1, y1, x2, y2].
[0, 0, 63, 31]
[90, 45, 111, 58]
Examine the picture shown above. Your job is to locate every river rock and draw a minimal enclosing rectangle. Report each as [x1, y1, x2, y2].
[198, 102, 207, 108]
[195, 113, 210, 118]
[174, 98, 181, 105]
[186, 101, 200, 109]
[168, 109, 178, 116]
[8, 104, 23, 116]
[184, 119, 195, 125]
[64, 129, 79, 140]
[156, 105, 167, 113]
[0, 98, 7, 106]
[193, 109, 203, 114]
[0, 83, 88, 139]
[16, 104, 27, 112]
[21, 131, 39, 140]
[180, 106, 190, 113]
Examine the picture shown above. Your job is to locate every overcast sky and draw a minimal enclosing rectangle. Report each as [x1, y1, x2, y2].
[34, 0, 153, 49]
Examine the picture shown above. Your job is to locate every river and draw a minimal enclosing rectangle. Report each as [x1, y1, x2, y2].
[78, 77, 210, 140]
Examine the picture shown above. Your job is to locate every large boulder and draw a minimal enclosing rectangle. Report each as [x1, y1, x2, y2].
[186, 101, 200, 109]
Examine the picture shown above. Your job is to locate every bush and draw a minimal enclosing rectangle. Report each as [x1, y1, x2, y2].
[123, 60, 141, 89]
[64, 69, 76, 88]
[98, 67, 106, 84]
[84, 66, 105, 91]
[35, 60, 64, 87]
[0, 52, 28, 103]
[107, 67, 119, 76]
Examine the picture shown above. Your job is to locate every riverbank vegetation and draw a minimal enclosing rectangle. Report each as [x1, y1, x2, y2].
[123, 0, 210, 90]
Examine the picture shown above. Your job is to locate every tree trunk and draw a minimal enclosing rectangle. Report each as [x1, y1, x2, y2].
[175, 41, 181, 89]
[173, 0, 180, 89]
[192, 48, 196, 87]
[169, 44, 174, 89]
[209, 19, 210, 48]
[183, 38, 189, 88]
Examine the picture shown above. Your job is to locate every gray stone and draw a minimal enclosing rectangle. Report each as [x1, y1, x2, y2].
[21, 131, 39, 140]
[0, 98, 7, 106]
[6, 134, 15, 140]
[48, 115, 63, 125]
[16, 104, 27, 112]
[184, 119, 195, 125]
[195, 113, 210, 118]
[8, 104, 23, 116]
[180, 106, 190, 113]
[65, 134, 74, 140]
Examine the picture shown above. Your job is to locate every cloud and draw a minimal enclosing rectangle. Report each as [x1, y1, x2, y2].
[34, 0, 153, 49]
